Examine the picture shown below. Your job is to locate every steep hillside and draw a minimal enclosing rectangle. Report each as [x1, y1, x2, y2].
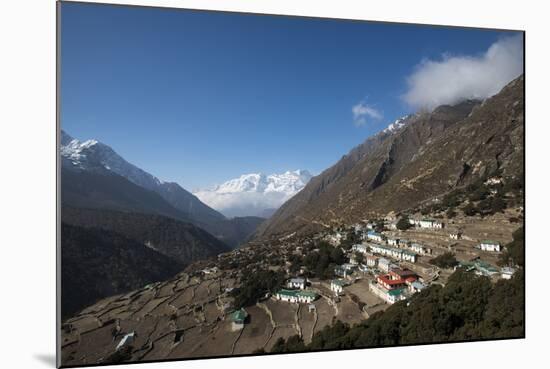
[61, 223, 183, 318]
[61, 168, 191, 222]
[62, 207, 230, 264]
[257, 75, 524, 238]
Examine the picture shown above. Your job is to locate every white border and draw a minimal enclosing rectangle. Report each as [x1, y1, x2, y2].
[1, 1, 548, 368]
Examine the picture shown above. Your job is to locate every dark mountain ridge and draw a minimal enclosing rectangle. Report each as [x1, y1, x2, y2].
[61, 223, 184, 318]
[62, 207, 230, 264]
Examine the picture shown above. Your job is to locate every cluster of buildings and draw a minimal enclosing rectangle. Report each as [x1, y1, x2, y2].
[457, 259, 499, 277]
[369, 267, 427, 304]
[369, 243, 418, 263]
[353, 242, 418, 263]
[274, 276, 319, 304]
[457, 259, 515, 279]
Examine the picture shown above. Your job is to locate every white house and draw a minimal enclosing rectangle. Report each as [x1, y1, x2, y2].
[330, 279, 347, 294]
[351, 244, 368, 254]
[365, 254, 378, 267]
[419, 219, 444, 229]
[369, 244, 417, 263]
[378, 257, 391, 272]
[410, 243, 431, 255]
[479, 240, 502, 252]
[367, 231, 384, 242]
[398, 239, 410, 247]
[485, 177, 503, 185]
[449, 232, 462, 240]
[387, 238, 399, 246]
[287, 277, 306, 290]
[410, 218, 443, 229]
[501, 267, 516, 280]
[276, 289, 318, 304]
[296, 291, 318, 304]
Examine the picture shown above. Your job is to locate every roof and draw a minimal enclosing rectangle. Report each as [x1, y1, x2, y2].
[230, 308, 248, 322]
[289, 277, 305, 283]
[388, 288, 405, 296]
[331, 279, 347, 287]
[378, 274, 406, 286]
[501, 267, 516, 274]
[277, 289, 298, 298]
[411, 281, 427, 290]
[390, 268, 417, 278]
[481, 240, 500, 245]
[378, 257, 390, 265]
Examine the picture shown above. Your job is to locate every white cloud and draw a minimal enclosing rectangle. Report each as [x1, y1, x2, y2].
[352, 101, 383, 126]
[403, 35, 524, 110]
[194, 190, 291, 217]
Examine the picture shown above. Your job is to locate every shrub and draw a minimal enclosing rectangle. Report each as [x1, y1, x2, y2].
[429, 252, 458, 269]
[396, 217, 412, 230]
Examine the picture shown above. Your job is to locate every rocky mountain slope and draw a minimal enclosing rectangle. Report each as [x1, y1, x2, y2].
[256, 75, 524, 239]
[61, 223, 184, 318]
[194, 170, 313, 217]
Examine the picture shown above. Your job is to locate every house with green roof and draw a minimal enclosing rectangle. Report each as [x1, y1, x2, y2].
[330, 279, 347, 294]
[229, 308, 248, 331]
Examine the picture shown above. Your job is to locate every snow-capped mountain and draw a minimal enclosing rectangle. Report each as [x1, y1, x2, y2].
[60, 130, 226, 224]
[382, 114, 413, 134]
[61, 131, 165, 190]
[194, 170, 313, 218]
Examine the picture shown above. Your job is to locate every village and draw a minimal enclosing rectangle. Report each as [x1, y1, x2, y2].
[60, 204, 522, 364]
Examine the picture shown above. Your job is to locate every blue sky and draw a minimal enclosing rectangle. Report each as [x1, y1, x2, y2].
[60, 2, 522, 190]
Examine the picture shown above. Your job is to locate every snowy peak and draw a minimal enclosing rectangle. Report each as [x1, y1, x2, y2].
[60, 130, 163, 189]
[60, 133, 101, 168]
[194, 170, 313, 218]
[265, 170, 312, 194]
[382, 114, 413, 134]
[212, 170, 312, 195]
[214, 173, 268, 193]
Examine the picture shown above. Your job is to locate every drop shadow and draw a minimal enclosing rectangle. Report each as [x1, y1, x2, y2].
[33, 353, 57, 367]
